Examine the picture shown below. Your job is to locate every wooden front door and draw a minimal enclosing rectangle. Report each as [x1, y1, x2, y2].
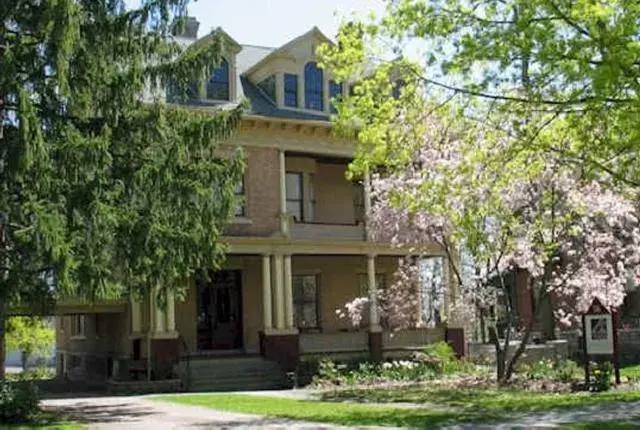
[196, 270, 243, 351]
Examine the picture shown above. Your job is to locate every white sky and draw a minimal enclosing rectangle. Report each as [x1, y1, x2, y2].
[127, 0, 385, 47]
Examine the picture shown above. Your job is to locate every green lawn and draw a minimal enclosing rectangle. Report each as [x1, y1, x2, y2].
[0, 411, 83, 429]
[320, 386, 640, 412]
[153, 394, 499, 428]
[622, 365, 640, 381]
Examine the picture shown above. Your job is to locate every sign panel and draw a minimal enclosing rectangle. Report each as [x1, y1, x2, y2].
[584, 314, 614, 355]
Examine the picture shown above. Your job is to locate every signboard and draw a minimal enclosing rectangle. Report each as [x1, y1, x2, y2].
[584, 314, 614, 355]
[582, 298, 621, 385]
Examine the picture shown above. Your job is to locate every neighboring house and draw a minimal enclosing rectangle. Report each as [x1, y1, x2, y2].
[55, 19, 462, 389]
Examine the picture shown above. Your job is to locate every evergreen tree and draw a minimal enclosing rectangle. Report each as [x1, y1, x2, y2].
[0, 1, 243, 378]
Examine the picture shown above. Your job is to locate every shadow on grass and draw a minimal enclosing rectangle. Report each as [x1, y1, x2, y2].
[154, 394, 501, 429]
[321, 385, 640, 413]
[1, 410, 82, 429]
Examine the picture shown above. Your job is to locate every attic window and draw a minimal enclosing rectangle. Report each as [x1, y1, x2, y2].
[284, 74, 298, 107]
[304, 62, 323, 111]
[207, 58, 230, 100]
[257, 75, 276, 102]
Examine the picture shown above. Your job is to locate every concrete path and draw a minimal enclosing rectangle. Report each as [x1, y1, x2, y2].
[42, 395, 388, 429]
[447, 400, 640, 429]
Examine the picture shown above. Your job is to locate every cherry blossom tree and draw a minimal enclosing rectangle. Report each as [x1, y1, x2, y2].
[339, 108, 640, 382]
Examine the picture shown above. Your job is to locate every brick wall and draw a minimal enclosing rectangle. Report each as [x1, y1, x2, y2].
[224, 146, 280, 237]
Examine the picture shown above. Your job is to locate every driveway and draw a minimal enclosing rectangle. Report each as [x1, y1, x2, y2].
[42, 395, 368, 429]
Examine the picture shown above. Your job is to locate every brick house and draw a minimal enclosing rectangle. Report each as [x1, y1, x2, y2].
[54, 21, 461, 390]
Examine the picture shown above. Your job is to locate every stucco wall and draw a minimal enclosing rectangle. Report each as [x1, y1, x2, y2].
[314, 162, 356, 225]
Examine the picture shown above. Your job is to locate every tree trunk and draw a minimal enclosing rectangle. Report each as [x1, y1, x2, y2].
[0, 301, 5, 380]
[21, 351, 28, 371]
[501, 317, 535, 383]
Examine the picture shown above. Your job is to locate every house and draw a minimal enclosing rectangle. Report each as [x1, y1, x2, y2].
[55, 20, 462, 390]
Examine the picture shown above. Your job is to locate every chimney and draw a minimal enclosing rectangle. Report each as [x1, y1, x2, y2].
[172, 16, 200, 39]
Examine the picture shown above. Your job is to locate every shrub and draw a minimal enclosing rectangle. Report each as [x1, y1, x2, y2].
[6, 366, 55, 382]
[0, 382, 40, 423]
[415, 341, 474, 375]
[312, 358, 345, 386]
[516, 358, 580, 383]
[590, 361, 613, 392]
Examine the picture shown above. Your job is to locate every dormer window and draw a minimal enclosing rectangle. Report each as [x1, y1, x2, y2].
[329, 80, 343, 114]
[284, 74, 298, 107]
[304, 62, 323, 111]
[207, 58, 230, 100]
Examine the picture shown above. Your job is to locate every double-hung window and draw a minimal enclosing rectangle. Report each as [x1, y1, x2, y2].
[329, 80, 343, 113]
[286, 172, 303, 222]
[284, 74, 298, 107]
[234, 176, 246, 217]
[304, 62, 323, 111]
[293, 275, 319, 330]
[207, 58, 230, 100]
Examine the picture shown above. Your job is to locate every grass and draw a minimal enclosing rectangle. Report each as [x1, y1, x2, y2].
[153, 394, 500, 428]
[320, 385, 640, 413]
[0, 411, 83, 429]
[622, 365, 640, 381]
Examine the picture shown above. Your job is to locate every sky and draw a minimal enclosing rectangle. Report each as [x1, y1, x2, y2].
[126, 0, 385, 47]
[187, 0, 384, 47]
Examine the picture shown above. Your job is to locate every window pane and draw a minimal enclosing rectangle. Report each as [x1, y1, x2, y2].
[301, 305, 317, 328]
[304, 62, 324, 111]
[286, 201, 302, 221]
[207, 58, 229, 100]
[284, 74, 298, 107]
[302, 276, 317, 301]
[286, 173, 302, 199]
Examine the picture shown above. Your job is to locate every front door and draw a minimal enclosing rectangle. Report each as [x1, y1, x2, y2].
[196, 270, 243, 351]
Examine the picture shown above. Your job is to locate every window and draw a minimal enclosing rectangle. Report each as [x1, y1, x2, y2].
[234, 175, 246, 217]
[257, 75, 276, 102]
[206, 58, 229, 100]
[167, 80, 199, 102]
[293, 275, 319, 330]
[307, 174, 316, 222]
[329, 80, 343, 113]
[284, 74, 298, 107]
[418, 257, 445, 327]
[304, 62, 323, 111]
[71, 315, 85, 337]
[286, 172, 303, 221]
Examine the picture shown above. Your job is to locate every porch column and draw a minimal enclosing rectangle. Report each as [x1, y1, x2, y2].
[283, 254, 294, 329]
[130, 295, 142, 335]
[278, 150, 289, 236]
[363, 168, 372, 241]
[262, 254, 273, 330]
[367, 254, 381, 331]
[273, 254, 285, 329]
[166, 290, 176, 332]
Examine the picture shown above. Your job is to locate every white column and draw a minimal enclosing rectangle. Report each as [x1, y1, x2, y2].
[363, 168, 372, 241]
[166, 290, 176, 332]
[368, 254, 381, 331]
[273, 254, 285, 329]
[154, 289, 166, 333]
[283, 255, 294, 329]
[262, 254, 273, 330]
[130, 295, 141, 335]
[279, 150, 289, 236]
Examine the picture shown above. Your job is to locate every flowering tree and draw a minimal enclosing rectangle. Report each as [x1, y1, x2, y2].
[364, 110, 640, 382]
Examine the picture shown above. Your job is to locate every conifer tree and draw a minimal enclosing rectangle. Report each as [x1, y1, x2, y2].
[0, 1, 243, 378]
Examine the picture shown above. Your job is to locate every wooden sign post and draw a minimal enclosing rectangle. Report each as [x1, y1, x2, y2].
[582, 298, 621, 385]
